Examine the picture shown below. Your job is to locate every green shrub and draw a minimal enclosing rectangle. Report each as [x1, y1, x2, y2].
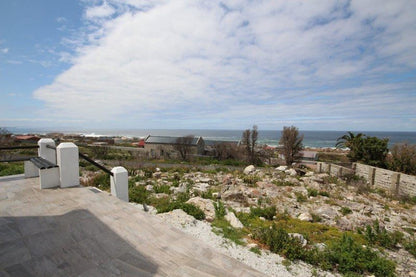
[85, 172, 110, 190]
[307, 188, 318, 197]
[212, 218, 245, 245]
[250, 206, 276, 220]
[273, 180, 297, 187]
[0, 162, 24, 176]
[311, 213, 322, 223]
[214, 201, 227, 219]
[153, 184, 171, 194]
[242, 175, 261, 186]
[364, 220, 403, 249]
[404, 239, 416, 258]
[340, 207, 353, 216]
[326, 234, 395, 276]
[180, 203, 205, 220]
[318, 191, 330, 197]
[295, 192, 307, 202]
[129, 185, 151, 204]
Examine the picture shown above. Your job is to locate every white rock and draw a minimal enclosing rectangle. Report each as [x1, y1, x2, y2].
[276, 165, 288, 171]
[225, 211, 244, 229]
[285, 168, 297, 176]
[305, 171, 314, 177]
[155, 167, 161, 172]
[298, 212, 313, 222]
[289, 233, 307, 247]
[243, 165, 256, 174]
[193, 182, 210, 193]
[145, 185, 154, 192]
[186, 197, 216, 221]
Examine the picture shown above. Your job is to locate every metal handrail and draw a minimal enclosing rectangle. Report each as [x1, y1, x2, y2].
[79, 152, 113, 176]
[0, 157, 37, 162]
[0, 145, 39, 150]
[46, 145, 56, 150]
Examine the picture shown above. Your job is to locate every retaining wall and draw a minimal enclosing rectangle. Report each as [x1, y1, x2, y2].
[316, 162, 416, 197]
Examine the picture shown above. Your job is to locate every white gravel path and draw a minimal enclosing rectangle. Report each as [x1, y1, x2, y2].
[155, 209, 336, 277]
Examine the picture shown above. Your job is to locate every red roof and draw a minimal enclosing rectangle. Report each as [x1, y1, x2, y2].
[14, 135, 40, 141]
[138, 139, 145, 147]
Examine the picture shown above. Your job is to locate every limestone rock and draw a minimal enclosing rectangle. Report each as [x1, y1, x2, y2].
[186, 197, 215, 221]
[276, 165, 288, 171]
[298, 212, 313, 222]
[285, 168, 297, 176]
[193, 182, 210, 193]
[225, 211, 244, 229]
[289, 233, 307, 247]
[243, 165, 256, 174]
[145, 185, 154, 192]
[305, 171, 314, 177]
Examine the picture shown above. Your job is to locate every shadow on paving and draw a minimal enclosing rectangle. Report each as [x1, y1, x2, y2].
[0, 209, 159, 276]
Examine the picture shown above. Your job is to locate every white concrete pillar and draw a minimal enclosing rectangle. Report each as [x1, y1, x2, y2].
[111, 167, 129, 202]
[39, 167, 60, 189]
[57, 143, 79, 188]
[38, 138, 56, 164]
[24, 161, 39, 178]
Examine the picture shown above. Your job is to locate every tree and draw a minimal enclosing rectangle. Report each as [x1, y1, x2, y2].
[0, 128, 12, 146]
[388, 143, 416, 175]
[360, 136, 389, 167]
[173, 135, 194, 161]
[335, 132, 364, 161]
[279, 126, 303, 166]
[241, 125, 259, 164]
[213, 142, 242, 161]
[337, 132, 389, 167]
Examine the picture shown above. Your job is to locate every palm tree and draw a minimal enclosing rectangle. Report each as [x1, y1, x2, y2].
[336, 132, 364, 161]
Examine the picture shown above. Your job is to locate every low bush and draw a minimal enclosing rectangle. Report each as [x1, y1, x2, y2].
[295, 192, 307, 202]
[153, 184, 171, 194]
[307, 188, 318, 197]
[214, 201, 227, 219]
[254, 225, 395, 276]
[364, 220, 403, 250]
[250, 206, 276, 220]
[404, 239, 416, 258]
[84, 172, 110, 190]
[242, 175, 261, 186]
[340, 207, 353, 216]
[0, 162, 24, 177]
[129, 185, 151, 204]
[212, 218, 246, 245]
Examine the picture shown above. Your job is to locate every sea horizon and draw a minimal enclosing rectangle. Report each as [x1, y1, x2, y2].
[6, 127, 416, 149]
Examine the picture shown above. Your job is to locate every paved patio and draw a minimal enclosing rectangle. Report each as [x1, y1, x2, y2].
[0, 175, 264, 276]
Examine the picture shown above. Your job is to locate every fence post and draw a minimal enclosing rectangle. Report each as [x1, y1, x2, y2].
[327, 163, 332, 175]
[369, 167, 376, 187]
[57, 143, 79, 188]
[38, 138, 56, 164]
[111, 167, 129, 202]
[391, 173, 401, 196]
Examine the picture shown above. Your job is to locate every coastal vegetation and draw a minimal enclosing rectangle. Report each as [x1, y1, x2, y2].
[279, 126, 304, 166]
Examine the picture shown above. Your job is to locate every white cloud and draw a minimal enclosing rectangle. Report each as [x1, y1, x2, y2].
[1, 48, 9, 54]
[33, 0, 416, 130]
[85, 1, 116, 19]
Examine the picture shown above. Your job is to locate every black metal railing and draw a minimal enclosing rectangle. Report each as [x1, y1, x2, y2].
[0, 145, 39, 163]
[79, 152, 113, 176]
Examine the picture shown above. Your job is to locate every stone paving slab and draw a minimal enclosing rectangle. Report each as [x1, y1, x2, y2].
[0, 175, 265, 276]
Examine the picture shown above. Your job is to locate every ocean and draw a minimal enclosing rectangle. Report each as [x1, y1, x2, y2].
[8, 128, 416, 148]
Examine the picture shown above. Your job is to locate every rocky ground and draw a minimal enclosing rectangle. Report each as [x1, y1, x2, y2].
[83, 164, 416, 276]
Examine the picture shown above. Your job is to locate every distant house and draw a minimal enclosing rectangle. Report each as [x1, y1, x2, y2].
[144, 135, 205, 158]
[13, 135, 40, 143]
[132, 139, 145, 148]
[300, 150, 318, 161]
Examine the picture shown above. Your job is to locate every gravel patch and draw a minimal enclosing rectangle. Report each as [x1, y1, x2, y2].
[156, 209, 336, 277]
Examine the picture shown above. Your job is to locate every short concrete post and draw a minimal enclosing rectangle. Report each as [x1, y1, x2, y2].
[391, 173, 401, 196]
[317, 162, 322, 173]
[38, 138, 56, 164]
[111, 167, 129, 202]
[57, 143, 79, 188]
[338, 167, 343, 177]
[369, 167, 376, 187]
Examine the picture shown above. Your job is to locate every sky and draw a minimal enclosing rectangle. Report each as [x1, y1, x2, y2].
[0, 0, 415, 132]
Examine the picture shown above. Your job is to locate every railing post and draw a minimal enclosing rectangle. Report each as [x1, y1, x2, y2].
[111, 167, 129, 202]
[38, 138, 56, 164]
[57, 143, 79, 188]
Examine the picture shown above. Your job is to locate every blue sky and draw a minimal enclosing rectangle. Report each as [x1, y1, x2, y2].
[1, 0, 415, 131]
